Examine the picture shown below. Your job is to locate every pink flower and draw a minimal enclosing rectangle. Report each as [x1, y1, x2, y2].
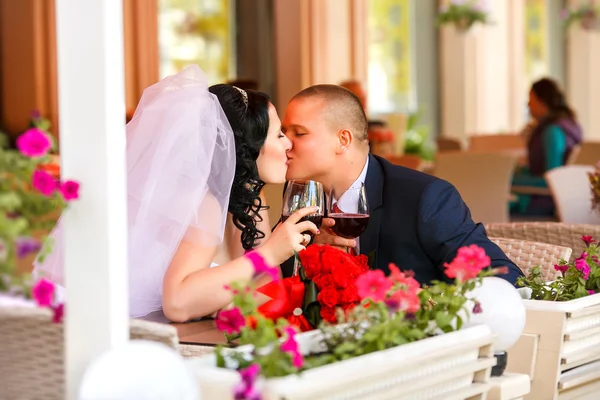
[472, 301, 483, 314]
[52, 303, 64, 323]
[575, 254, 591, 280]
[389, 264, 420, 293]
[215, 307, 245, 335]
[386, 289, 420, 314]
[581, 236, 596, 247]
[59, 180, 80, 201]
[32, 279, 55, 307]
[16, 128, 52, 157]
[588, 290, 595, 295]
[32, 170, 57, 196]
[234, 364, 261, 400]
[247, 251, 279, 282]
[356, 270, 392, 302]
[554, 264, 569, 273]
[444, 245, 491, 282]
[280, 327, 303, 368]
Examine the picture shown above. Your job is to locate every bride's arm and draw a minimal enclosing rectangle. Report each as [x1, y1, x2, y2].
[162, 240, 269, 322]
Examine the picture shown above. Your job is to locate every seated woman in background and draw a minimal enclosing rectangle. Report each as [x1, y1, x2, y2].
[512, 78, 583, 215]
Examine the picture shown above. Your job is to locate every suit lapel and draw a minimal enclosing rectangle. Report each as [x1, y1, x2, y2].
[360, 155, 384, 268]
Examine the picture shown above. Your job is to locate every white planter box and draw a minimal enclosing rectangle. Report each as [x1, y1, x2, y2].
[508, 292, 600, 399]
[186, 325, 496, 400]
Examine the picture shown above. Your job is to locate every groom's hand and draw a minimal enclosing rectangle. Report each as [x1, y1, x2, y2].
[314, 218, 356, 251]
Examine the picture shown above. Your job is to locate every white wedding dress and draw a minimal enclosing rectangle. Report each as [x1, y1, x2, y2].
[34, 65, 236, 318]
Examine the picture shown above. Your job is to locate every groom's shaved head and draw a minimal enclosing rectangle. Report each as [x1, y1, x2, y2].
[291, 84, 368, 142]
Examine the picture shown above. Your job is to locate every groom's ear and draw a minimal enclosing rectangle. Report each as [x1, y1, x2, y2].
[336, 129, 353, 154]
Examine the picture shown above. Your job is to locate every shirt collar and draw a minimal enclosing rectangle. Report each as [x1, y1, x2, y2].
[351, 157, 369, 189]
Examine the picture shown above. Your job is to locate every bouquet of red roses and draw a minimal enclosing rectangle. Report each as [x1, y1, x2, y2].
[257, 245, 369, 331]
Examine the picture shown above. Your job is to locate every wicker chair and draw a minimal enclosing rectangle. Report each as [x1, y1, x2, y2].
[0, 306, 213, 400]
[485, 222, 600, 261]
[489, 237, 572, 281]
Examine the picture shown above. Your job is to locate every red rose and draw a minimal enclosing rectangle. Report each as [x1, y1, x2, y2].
[339, 285, 360, 304]
[317, 286, 339, 308]
[313, 273, 334, 290]
[331, 267, 353, 289]
[354, 254, 369, 272]
[300, 245, 325, 278]
[320, 306, 337, 323]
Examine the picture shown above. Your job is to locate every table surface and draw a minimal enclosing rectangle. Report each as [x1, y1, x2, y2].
[140, 310, 229, 346]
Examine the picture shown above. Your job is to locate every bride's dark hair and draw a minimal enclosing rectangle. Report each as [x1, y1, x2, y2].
[208, 84, 269, 250]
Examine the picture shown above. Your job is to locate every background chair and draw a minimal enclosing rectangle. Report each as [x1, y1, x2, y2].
[489, 237, 571, 281]
[545, 165, 600, 224]
[0, 306, 213, 399]
[433, 152, 517, 224]
[568, 141, 600, 166]
[485, 222, 600, 261]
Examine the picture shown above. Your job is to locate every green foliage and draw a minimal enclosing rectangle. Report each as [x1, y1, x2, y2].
[437, 1, 491, 31]
[403, 109, 435, 161]
[517, 241, 600, 301]
[216, 271, 493, 378]
[562, 6, 600, 30]
[0, 119, 65, 296]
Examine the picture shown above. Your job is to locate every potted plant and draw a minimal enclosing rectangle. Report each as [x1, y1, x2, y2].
[437, 0, 492, 33]
[561, 1, 600, 31]
[187, 244, 517, 399]
[512, 236, 600, 399]
[0, 115, 77, 319]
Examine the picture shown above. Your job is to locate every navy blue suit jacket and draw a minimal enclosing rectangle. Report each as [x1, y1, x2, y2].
[281, 155, 523, 285]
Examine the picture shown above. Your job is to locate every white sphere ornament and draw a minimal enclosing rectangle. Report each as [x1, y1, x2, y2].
[463, 277, 526, 352]
[79, 341, 199, 400]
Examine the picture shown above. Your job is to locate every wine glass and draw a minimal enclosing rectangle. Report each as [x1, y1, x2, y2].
[327, 183, 370, 254]
[282, 180, 325, 275]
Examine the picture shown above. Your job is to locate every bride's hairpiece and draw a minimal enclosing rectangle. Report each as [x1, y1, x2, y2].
[233, 86, 249, 109]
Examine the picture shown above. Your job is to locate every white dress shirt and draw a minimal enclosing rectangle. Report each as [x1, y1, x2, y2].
[330, 157, 369, 252]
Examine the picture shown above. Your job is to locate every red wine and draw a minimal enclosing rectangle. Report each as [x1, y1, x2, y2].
[281, 214, 323, 236]
[329, 213, 369, 239]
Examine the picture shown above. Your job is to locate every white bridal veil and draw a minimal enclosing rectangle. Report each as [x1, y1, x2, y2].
[34, 65, 236, 317]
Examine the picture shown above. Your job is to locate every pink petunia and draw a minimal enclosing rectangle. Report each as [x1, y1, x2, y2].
[575, 254, 591, 280]
[32, 170, 57, 196]
[356, 270, 392, 302]
[234, 364, 261, 400]
[554, 264, 569, 274]
[455, 245, 491, 270]
[386, 289, 420, 314]
[16, 128, 52, 158]
[581, 236, 596, 247]
[280, 327, 304, 368]
[52, 303, 64, 323]
[444, 245, 491, 282]
[215, 307, 246, 335]
[59, 180, 80, 201]
[32, 279, 55, 307]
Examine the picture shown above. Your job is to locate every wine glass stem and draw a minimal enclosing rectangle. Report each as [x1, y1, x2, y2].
[292, 254, 301, 276]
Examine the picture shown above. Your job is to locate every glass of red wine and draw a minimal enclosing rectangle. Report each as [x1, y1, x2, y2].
[328, 183, 370, 254]
[282, 180, 324, 275]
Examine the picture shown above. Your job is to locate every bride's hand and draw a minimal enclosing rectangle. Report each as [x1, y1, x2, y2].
[256, 206, 320, 266]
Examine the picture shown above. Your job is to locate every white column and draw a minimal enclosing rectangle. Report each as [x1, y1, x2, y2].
[566, 0, 600, 140]
[54, 1, 129, 399]
[439, 0, 525, 143]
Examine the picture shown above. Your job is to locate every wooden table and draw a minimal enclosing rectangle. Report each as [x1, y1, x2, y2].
[140, 310, 229, 346]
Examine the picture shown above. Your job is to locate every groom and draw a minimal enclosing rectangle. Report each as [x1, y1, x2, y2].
[280, 84, 523, 285]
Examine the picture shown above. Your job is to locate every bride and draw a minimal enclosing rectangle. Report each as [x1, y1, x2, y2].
[34, 65, 318, 321]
